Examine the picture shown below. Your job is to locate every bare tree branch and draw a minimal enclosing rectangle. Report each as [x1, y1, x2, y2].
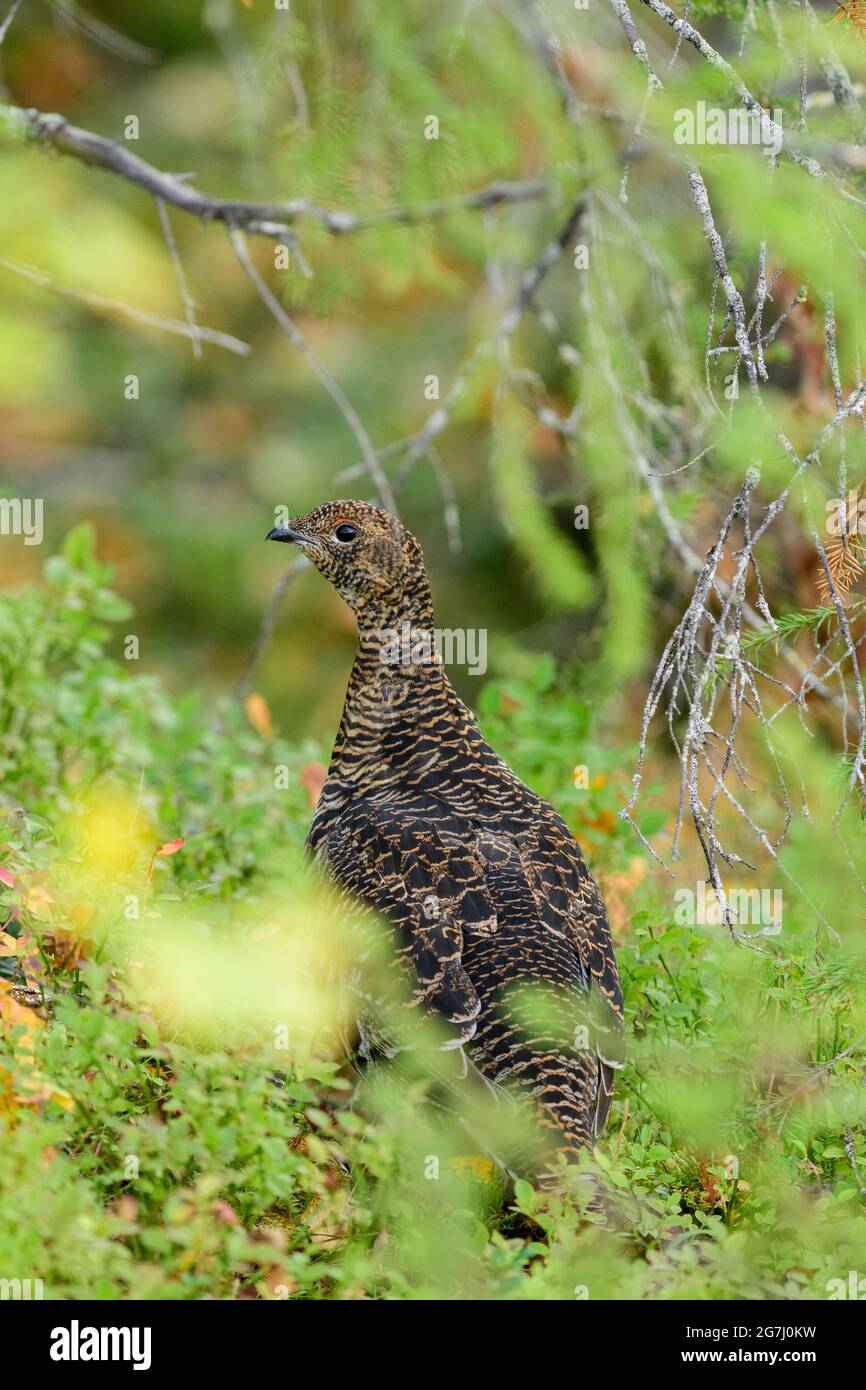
[688, 166, 760, 392]
[5, 105, 552, 239]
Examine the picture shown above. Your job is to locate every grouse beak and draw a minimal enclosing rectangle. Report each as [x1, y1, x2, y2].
[266, 526, 305, 544]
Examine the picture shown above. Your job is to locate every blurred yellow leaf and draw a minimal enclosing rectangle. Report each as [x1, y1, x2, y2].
[448, 1155, 497, 1182]
[244, 692, 274, 739]
[24, 884, 53, 917]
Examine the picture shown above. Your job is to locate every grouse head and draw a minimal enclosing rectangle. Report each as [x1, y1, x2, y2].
[267, 499, 431, 621]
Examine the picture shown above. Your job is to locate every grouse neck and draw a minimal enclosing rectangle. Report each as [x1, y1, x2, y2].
[336, 600, 463, 740]
[352, 579, 434, 636]
[351, 581, 440, 674]
[348, 620, 453, 691]
[331, 586, 468, 766]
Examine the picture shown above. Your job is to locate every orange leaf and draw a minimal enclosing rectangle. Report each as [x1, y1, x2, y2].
[0, 867, 15, 889]
[300, 762, 327, 808]
[45, 928, 89, 973]
[157, 838, 185, 857]
[244, 692, 274, 739]
[0, 988, 44, 1049]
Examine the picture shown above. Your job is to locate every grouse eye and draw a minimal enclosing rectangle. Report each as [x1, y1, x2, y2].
[334, 523, 357, 543]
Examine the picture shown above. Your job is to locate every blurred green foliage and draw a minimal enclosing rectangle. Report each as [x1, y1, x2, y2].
[1, 0, 866, 1301]
[0, 537, 864, 1299]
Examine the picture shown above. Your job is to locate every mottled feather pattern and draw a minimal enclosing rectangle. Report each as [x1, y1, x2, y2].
[268, 500, 623, 1168]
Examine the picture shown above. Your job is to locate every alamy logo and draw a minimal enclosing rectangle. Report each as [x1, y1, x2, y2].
[673, 881, 782, 932]
[0, 1276, 43, 1299]
[0, 497, 43, 545]
[50, 1320, 152, 1371]
[826, 1270, 866, 1299]
[826, 491, 866, 536]
[379, 621, 487, 676]
[673, 101, 783, 158]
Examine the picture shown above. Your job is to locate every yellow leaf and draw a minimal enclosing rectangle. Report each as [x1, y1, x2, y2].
[244, 692, 274, 739]
[448, 1155, 497, 1182]
[24, 885, 53, 917]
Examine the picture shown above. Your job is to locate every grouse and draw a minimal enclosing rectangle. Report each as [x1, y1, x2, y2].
[267, 500, 623, 1172]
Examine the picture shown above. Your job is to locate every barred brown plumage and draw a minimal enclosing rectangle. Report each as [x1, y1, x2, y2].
[267, 499, 623, 1172]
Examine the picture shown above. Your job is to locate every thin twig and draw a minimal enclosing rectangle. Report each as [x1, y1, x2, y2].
[228, 227, 397, 514]
[0, 0, 23, 47]
[231, 557, 308, 701]
[0, 252, 251, 355]
[637, 0, 866, 208]
[156, 196, 202, 360]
